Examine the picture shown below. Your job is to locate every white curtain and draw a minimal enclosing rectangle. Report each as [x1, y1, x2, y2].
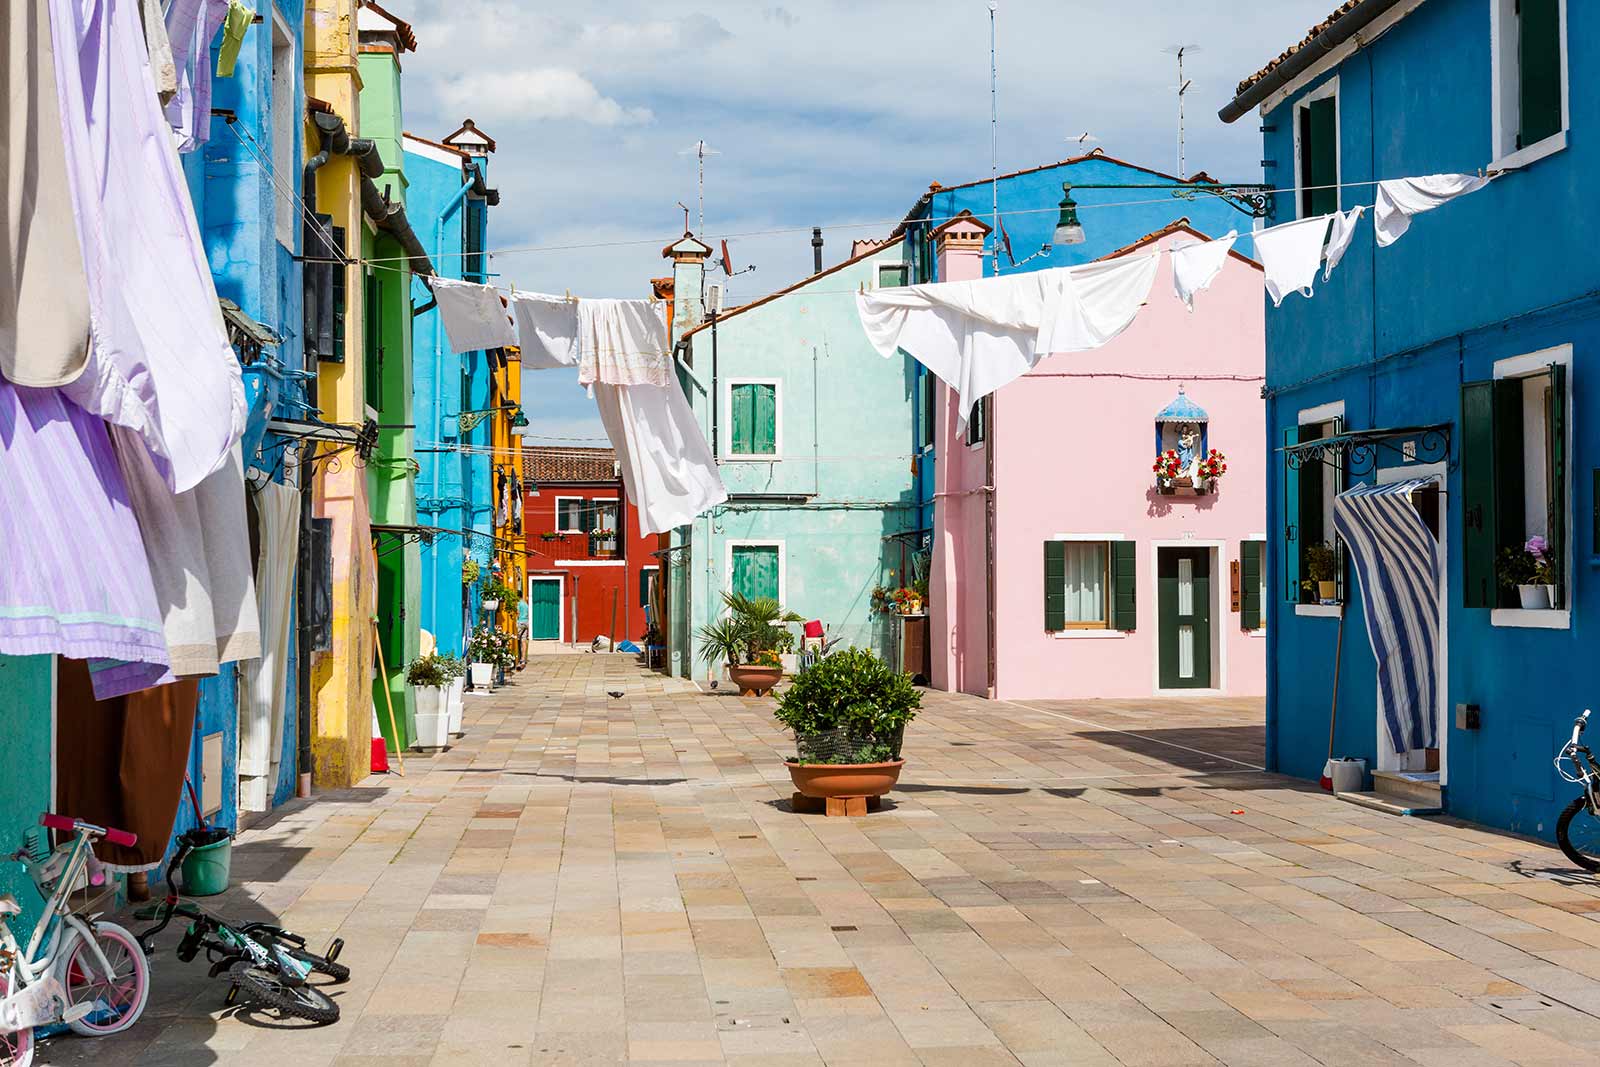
[238, 481, 299, 812]
[1063, 543, 1107, 624]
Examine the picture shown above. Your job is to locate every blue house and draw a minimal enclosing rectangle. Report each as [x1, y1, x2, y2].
[405, 124, 500, 659]
[1221, 0, 1587, 836]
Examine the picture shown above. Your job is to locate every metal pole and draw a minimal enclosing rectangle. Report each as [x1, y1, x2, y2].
[1178, 47, 1186, 178]
[988, 1, 999, 274]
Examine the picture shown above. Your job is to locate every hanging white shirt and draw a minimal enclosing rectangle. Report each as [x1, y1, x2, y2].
[1253, 215, 1332, 307]
[431, 277, 515, 353]
[1170, 232, 1238, 311]
[237, 479, 299, 812]
[577, 299, 671, 387]
[1373, 174, 1489, 247]
[509, 291, 580, 369]
[1322, 206, 1365, 281]
[593, 379, 728, 536]
[855, 253, 1158, 433]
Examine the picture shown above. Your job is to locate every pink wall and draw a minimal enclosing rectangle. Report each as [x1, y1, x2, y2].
[933, 228, 1267, 700]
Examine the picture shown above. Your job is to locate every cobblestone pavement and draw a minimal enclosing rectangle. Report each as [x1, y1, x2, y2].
[54, 655, 1600, 1065]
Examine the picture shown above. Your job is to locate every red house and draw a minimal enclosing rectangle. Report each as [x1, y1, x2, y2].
[522, 447, 659, 647]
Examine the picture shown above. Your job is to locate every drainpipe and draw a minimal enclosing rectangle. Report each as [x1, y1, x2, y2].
[709, 311, 720, 460]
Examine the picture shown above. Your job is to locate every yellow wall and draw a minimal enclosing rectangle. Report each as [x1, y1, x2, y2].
[492, 353, 524, 635]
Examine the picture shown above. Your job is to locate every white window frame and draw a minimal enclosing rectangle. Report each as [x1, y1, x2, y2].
[553, 495, 587, 534]
[526, 574, 565, 644]
[1490, 0, 1570, 171]
[1491, 343, 1572, 630]
[1295, 401, 1345, 618]
[725, 540, 786, 607]
[271, 9, 297, 249]
[1291, 76, 1340, 220]
[723, 377, 782, 461]
[1246, 532, 1269, 637]
[1149, 540, 1228, 695]
[1047, 533, 1130, 640]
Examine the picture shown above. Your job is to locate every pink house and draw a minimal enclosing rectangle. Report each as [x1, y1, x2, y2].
[930, 219, 1267, 700]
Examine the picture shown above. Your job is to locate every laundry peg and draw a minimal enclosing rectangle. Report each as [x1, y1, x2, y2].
[565, 288, 574, 303]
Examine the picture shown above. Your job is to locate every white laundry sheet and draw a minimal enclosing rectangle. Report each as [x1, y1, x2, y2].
[1252, 215, 1332, 307]
[578, 299, 672, 388]
[855, 252, 1159, 434]
[593, 380, 728, 537]
[1170, 231, 1237, 311]
[1322, 206, 1365, 281]
[238, 479, 299, 813]
[432, 277, 516, 353]
[509, 291, 580, 369]
[1373, 174, 1489, 247]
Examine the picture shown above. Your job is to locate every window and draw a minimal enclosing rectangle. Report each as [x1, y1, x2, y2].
[1295, 80, 1338, 217]
[270, 14, 296, 248]
[1462, 348, 1569, 617]
[967, 395, 988, 446]
[1044, 540, 1136, 632]
[1285, 408, 1345, 606]
[363, 266, 382, 412]
[1493, 0, 1566, 164]
[640, 565, 659, 609]
[916, 369, 935, 450]
[1240, 540, 1266, 631]
[877, 263, 908, 288]
[728, 380, 779, 457]
[730, 543, 782, 602]
[555, 497, 617, 535]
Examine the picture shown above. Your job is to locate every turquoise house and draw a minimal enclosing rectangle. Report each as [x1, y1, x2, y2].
[671, 241, 919, 677]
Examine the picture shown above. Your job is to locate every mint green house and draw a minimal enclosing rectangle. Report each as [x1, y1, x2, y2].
[672, 241, 919, 677]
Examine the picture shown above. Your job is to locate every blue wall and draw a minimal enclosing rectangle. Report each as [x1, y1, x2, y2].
[1254, 0, 1600, 839]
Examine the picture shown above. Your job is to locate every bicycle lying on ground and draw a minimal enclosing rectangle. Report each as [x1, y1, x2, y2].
[136, 833, 346, 1024]
[0, 814, 150, 1067]
[1554, 709, 1600, 870]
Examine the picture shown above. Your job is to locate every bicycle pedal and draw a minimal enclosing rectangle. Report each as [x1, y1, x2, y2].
[61, 1003, 94, 1024]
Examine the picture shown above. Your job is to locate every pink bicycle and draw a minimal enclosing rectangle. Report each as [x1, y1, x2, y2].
[0, 814, 150, 1067]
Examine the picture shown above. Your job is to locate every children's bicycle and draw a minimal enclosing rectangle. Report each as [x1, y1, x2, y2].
[1555, 709, 1600, 870]
[136, 834, 345, 1024]
[1, 814, 151, 1067]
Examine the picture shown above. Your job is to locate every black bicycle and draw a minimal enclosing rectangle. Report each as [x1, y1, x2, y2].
[1554, 709, 1600, 870]
[136, 834, 347, 1023]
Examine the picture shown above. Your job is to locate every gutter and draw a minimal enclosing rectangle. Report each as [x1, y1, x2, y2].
[310, 110, 433, 275]
[1217, 0, 1408, 123]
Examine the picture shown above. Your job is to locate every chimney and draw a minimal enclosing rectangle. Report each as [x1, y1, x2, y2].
[811, 227, 824, 273]
[662, 232, 712, 341]
[932, 210, 991, 283]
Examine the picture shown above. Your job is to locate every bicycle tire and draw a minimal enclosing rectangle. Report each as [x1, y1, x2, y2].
[1557, 796, 1600, 871]
[64, 921, 150, 1036]
[229, 964, 340, 1024]
[256, 931, 350, 984]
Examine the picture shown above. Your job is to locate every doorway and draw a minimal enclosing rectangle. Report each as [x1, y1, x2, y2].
[1157, 547, 1212, 689]
[1373, 463, 1447, 780]
[527, 576, 562, 641]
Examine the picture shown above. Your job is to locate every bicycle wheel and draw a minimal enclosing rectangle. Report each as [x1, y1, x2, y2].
[1557, 796, 1600, 871]
[63, 921, 150, 1036]
[0, 970, 35, 1067]
[229, 964, 340, 1024]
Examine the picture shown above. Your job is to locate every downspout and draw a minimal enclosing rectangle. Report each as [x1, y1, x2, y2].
[709, 310, 720, 460]
[985, 395, 997, 700]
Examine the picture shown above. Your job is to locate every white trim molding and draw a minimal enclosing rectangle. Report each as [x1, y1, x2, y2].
[1490, 0, 1570, 171]
[526, 574, 565, 643]
[1292, 76, 1341, 219]
[1149, 539, 1228, 695]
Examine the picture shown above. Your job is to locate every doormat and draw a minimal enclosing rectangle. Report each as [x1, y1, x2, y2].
[1393, 771, 1439, 782]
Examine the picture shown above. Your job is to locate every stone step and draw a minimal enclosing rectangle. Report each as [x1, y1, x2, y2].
[1372, 769, 1442, 807]
[1334, 789, 1442, 817]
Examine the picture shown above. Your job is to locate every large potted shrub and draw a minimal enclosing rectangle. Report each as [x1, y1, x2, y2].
[438, 652, 467, 734]
[773, 647, 920, 814]
[406, 654, 450, 749]
[697, 592, 801, 695]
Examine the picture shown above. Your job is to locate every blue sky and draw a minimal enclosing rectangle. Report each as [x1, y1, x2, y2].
[400, 1, 1336, 443]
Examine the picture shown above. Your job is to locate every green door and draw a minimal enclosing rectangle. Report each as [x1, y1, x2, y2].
[1158, 548, 1211, 689]
[529, 578, 561, 640]
[731, 544, 780, 601]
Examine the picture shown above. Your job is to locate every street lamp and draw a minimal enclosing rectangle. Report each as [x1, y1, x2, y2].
[1052, 184, 1086, 246]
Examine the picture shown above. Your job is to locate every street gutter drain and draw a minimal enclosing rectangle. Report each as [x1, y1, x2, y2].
[830, 925, 857, 932]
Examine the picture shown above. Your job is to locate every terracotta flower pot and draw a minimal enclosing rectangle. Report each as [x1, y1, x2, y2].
[787, 760, 905, 815]
[727, 662, 782, 696]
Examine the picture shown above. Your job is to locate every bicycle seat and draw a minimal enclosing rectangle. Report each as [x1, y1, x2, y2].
[0, 894, 21, 917]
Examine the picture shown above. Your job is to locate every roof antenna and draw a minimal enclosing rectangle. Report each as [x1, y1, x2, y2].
[677, 140, 720, 234]
[676, 201, 690, 235]
[1164, 44, 1200, 179]
[988, 1, 999, 275]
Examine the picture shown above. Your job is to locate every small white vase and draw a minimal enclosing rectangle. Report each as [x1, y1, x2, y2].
[413, 686, 449, 749]
[447, 676, 465, 734]
[470, 662, 494, 689]
[482, 598, 500, 613]
[1517, 584, 1551, 610]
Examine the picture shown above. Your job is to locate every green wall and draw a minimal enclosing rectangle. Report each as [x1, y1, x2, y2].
[0, 656, 53, 932]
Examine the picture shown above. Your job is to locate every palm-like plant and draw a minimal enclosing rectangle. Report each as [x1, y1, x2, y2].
[697, 592, 803, 667]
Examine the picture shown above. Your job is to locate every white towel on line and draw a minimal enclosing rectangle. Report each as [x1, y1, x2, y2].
[1322, 206, 1365, 281]
[509, 291, 580, 369]
[1170, 231, 1238, 311]
[432, 277, 515, 353]
[1252, 215, 1332, 307]
[1373, 173, 1489, 247]
[593, 379, 728, 536]
[578, 299, 671, 387]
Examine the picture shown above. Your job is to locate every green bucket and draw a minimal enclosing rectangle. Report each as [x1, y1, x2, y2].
[179, 835, 232, 896]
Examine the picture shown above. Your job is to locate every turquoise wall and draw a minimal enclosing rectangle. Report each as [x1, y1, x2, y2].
[0, 656, 52, 933]
[683, 245, 917, 672]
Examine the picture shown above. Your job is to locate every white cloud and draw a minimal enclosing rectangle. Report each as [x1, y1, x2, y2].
[438, 69, 653, 127]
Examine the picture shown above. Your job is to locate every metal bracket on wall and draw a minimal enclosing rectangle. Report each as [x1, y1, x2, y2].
[1280, 424, 1452, 477]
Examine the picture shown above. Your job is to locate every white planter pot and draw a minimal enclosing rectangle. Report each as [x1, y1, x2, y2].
[447, 676, 465, 734]
[1517, 584, 1551, 610]
[482, 598, 500, 613]
[470, 662, 494, 690]
[413, 686, 450, 749]
[1544, 584, 1559, 608]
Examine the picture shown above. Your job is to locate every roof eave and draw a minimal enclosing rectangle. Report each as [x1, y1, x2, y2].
[1219, 0, 1411, 122]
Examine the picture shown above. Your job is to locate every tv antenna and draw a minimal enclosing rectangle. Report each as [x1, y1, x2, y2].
[677, 140, 720, 234]
[1163, 44, 1199, 178]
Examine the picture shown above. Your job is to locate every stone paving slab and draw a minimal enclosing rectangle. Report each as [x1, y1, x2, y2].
[40, 654, 1600, 1065]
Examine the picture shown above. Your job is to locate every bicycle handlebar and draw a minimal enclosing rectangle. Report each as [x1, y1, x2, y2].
[40, 813, 137, 849]
[1569, 709, 1592, 749]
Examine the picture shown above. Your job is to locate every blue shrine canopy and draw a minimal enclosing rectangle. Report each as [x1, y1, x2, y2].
[1156, 387, 1209, 424]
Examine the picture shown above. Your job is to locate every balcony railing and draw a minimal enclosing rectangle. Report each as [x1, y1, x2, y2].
[531, 531, 621, 562]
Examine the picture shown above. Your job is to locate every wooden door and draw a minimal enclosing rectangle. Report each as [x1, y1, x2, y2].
[528, 578, 561, 640]
[1158, 548, 1212, 689]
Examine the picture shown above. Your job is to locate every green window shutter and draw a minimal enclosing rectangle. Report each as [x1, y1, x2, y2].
[1519, 0, 1563, 148]
[731, 384, 754, 454]
[1547, 363, 1567, 606]
[753, 383, 776, 454]
[732, 545, 780, 601]
[1110, 540, 1137, 631]
[1044, 541, 1066, 631]
[1240, 540, 1263, 631]
[1302, 96, 1338, 216]
[1461, 381, 1498, 608]
[1283, 426, 1301, 601]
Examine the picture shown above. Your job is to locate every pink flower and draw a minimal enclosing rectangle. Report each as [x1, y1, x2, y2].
[1526, 535, 1549, 559]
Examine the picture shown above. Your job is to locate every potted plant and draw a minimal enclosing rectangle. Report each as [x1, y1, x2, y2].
[540, 531, 561, 542]
[462, 558, 480, 585]
[480, 577, 517, 615]
[1302, 542, 1340, 603]
[467, 624, 506, 690]
[1500, 538, 1554, 609]
[589, 528, 618, 559]
[774, 647, 920, 815]
[406, 653, 450, 749]
[1153, 450, 1182, 493]
[437, 652, 467, 735]
[697, 592, 802, 695]
[1197, 449, 1227, 492]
